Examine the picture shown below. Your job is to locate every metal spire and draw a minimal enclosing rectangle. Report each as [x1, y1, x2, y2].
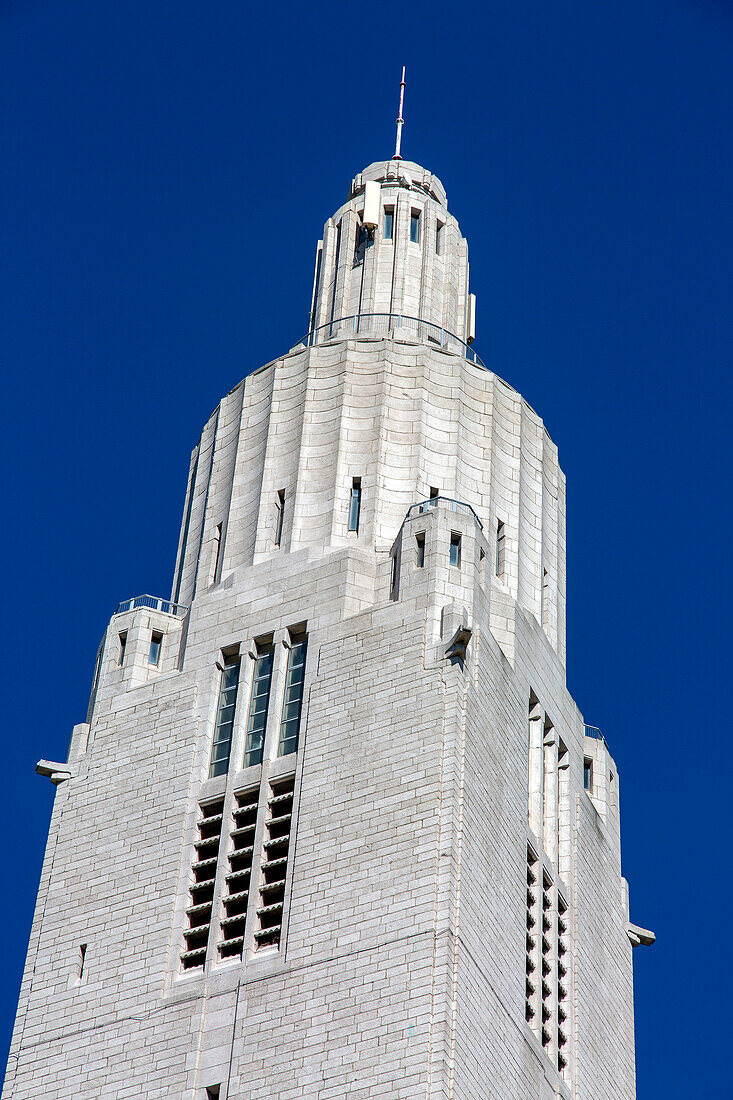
[394, 67, 406, 160]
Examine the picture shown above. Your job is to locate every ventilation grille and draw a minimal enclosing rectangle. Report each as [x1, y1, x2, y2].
[525, 847, 539, 1028]
[557, 894, 569, 1074]
[218, 787, 258, 959]
[254, 776, 295, 950]
[181, 799, 224, 970]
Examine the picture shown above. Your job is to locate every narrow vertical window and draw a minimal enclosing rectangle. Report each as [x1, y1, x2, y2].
[496, 520, 505, 578]
[542, 568, 549, 628]
[77, 943, 87, 982]
[410, 209, 421, 243]
[211, 522, 223, 583]
[436, 221, 444, 255]
[390, 551, 399, 596]
[348, 477, 362, 533]
[278, 632, 308, 757]
[244, 642, 274, 768]
[583, 757, 593, 791]
[148, 630, 163, 666]
[416, 532, 425, 567]
[383, 207, 394, 240]
[209, 656, 241, 778]
[118, 631, 127, 666]
[449, 533, 461, 567]
[274, 490, 285, 547]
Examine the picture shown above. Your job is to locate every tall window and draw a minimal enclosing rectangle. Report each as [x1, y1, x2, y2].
[244, 643, 274, 768]
[209, 655, 241, 778]
[449, 533, 461, 567]
[211, 522, 223, 583]
[148, 630, 163, 666]
[416, 532, 425, 567]
[410, 209, 421, 243]
[436, 221, 444, 255]
[348, 477, 362, 532]
[496, 520, 505, 578]
[274, 490, 285, 547]
[383, 207, 394, 240]
[278, 633, 307, 757]
[583, 757, 593, 791]
[542, 568, 550, 629]
[118, 631, 127, 666]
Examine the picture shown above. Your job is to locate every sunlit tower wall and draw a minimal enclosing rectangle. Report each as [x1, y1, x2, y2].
[3, 154, 653, 1100]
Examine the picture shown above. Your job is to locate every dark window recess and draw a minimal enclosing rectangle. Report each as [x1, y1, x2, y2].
[348, 477, 362, 533]
[118, 632, 127, 666]
[148, 630, 163, 666]
[383, 207, 394, 240]
[209, 656, 241, 778]
[557, 894, 569, 1074]
[211, 522, 223, 583]
[181, 799, 224, 969]
[410, 209, 421, 243]
[496, 520, 505, 578]
[429, 486, 439, 499]
[77, 943, 87, 981]
[525, 848, 538, 1026]
[583, 758, 593, 791]
[244, 643, 274, 768]
[449, 533, 461, 568]
[279, 634, 308, 757]
[206, 1088, 221, 1100]
[254, 775, 295, 950]
[274, 490, 285, 547]
[416, 533, 425, 568]
[218, 787, 259, 959]
[436, 221, 444, 255]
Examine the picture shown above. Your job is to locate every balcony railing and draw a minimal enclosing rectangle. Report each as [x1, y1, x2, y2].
[406, 496, 484, 530]
[297, 313, 485, 368]
[584, 725, 606, 744]
[114, 594, 188, 617]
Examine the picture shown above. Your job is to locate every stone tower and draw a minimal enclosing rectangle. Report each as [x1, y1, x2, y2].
[3, 154, 653, 1100]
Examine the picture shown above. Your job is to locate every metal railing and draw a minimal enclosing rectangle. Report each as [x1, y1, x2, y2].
[114, 594, 188, 617]
[406, 496, 484, 530]
[298, 313, 485, 368]
[584, 725, 606, 743]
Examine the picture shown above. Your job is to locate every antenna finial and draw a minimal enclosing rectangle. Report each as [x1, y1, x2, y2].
[394, 66, 406, 161]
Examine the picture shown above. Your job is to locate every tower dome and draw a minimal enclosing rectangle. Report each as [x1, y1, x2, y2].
[308, 158, 474, 346]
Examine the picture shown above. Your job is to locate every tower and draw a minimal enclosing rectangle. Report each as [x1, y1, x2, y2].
[3, 146, 653, 1099]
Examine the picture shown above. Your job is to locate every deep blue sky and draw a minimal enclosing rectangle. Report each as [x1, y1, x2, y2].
[1, 1, 731, 1094]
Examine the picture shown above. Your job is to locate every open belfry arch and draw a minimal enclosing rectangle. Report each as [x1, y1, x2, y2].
[4, 75, 652, 1100]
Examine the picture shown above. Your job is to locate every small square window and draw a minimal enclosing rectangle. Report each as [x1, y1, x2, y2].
[583, 758, 593, 791]
[148, 631, 163, 666]
[449, 533, 461, 568]
[410, 209, 420, 244]
[429, 486, 439, 499]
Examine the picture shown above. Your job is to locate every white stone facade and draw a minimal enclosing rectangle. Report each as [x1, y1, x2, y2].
[3, 160, 650, 1100]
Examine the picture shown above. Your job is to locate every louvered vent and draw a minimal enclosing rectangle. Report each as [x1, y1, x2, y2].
[181, 799, 224, 970]
[218, 787, 259, 959]
[525, 847, 539, 1028]
[254, 775, 295, 950]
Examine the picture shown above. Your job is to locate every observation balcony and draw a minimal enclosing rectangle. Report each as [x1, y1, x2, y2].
[297, 313, 485, 368]
[114, 594, 188, 617]
[405, 496, 484, 529]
